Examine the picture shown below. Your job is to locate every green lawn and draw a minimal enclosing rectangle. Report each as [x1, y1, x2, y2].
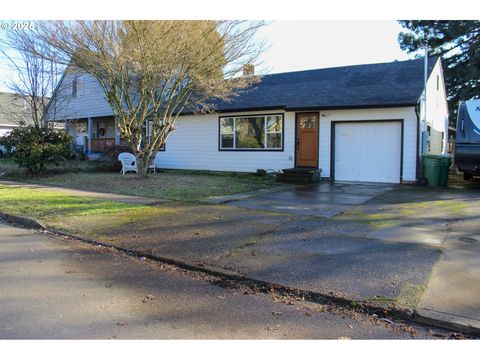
[1, 159, 280, 202]
[28, 170, 278, 202]
[0, 184, 150, 220]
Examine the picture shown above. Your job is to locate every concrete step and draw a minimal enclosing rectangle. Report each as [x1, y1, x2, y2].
[278, 168, 321, 184]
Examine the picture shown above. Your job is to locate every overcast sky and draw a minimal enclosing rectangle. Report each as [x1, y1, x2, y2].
[0, 20, 415, 93]
[256, 20, 414, 74]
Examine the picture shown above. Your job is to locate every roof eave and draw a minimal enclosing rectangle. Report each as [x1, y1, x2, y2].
[179, 103, 418, 116]
[178, 105, 287, 116]
[285, 103, 418, 112]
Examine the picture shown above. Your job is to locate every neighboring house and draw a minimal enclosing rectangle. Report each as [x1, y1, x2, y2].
[0, 91, 29, 135]
[0, 91, 65, 157]
[0, 92, 30, 157]
[46, 57, 449, 184]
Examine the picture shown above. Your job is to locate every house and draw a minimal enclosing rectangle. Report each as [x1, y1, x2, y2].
[0, 91, 63, 157]
[0, 92, 29, 156]
[0, 92, 29, 134]
[46, 57, 449, 184]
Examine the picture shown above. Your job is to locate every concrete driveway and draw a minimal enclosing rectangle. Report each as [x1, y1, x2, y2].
[54, 181, 439, 305]
[227, 182, 395, 217]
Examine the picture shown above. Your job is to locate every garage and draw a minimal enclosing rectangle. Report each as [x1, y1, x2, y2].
[332, 121, 403, 183]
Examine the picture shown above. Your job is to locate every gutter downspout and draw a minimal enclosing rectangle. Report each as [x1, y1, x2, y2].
[421, 44, 428, 157]
[415, 101, 422, 181]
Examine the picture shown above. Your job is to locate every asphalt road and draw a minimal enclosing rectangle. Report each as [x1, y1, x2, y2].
[0, 221, 454, 339]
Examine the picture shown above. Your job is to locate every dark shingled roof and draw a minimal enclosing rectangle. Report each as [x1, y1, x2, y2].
[210, 57, 438, 113]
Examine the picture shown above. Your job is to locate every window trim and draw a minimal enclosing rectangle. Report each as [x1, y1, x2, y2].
[218, 113, 285, 152]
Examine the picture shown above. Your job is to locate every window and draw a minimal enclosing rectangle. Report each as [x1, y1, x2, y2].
[436, 75, 440, 91]
[145, 120, 165, 151]
[72, 77, 84, 97]
[72, 78, 78, 97]
[219, 114, 283, 150]
[299, 115, 317, 129]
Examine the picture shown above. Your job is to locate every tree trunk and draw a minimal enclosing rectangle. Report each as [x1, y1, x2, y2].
[135, 154, 148, 178]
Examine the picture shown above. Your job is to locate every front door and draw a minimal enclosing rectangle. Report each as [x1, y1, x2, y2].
[296, 113, 319, 167]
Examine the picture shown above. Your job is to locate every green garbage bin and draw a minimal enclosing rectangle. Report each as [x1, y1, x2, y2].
[422, 155, 441, 187]
[438, 155, 452, 187]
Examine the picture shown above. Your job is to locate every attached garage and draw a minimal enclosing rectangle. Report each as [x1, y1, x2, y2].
[332, 121, 403, 183]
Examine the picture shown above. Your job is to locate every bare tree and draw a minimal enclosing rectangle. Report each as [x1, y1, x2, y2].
[15, 20, 265, 177]
[0, 33, 64, 128]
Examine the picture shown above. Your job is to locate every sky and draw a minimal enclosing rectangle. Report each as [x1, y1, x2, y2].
[0, 20, 415, 93]
[256, 21, 414, 74]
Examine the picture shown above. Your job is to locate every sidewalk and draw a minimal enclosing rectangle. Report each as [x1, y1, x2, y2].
[415, 212, 480, 333]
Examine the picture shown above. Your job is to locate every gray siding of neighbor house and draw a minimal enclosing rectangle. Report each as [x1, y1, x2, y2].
[0, 92, 29, 128]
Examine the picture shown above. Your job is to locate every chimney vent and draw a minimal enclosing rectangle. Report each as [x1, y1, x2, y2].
[243, 63, 254, 76]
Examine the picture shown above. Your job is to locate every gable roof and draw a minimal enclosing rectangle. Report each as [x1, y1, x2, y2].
[46, 57, 440, 121]
[209, 57, 438, 113]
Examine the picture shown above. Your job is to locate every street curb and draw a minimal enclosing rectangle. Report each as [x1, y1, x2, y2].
[413, 308, 480, 336]
[40, 229, 417, 325]
[0, 211, 45, 230]
[1, 211, 478, 336]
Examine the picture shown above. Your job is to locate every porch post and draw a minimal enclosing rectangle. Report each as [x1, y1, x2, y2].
[87, 117, 93, 154]
[114, 117, 120, 146]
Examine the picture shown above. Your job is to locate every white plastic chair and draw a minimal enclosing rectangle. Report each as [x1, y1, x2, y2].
[118, 152, 138, 174]
[147, 152, 160, 174]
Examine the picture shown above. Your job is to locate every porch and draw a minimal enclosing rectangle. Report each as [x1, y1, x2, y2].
[67, 116, 124, 155]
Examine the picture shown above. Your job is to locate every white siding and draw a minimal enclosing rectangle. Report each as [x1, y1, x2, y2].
[419, 59, 449, 154]
[156, 107, 418, 181]
[156, 110, 295, 172]
[46, 70, 423, 181]
[47, 71, 113, 121]
[0, 126, 14, 137]
[318, 107, 418, 182]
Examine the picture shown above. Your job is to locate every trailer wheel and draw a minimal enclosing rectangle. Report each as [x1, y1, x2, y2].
[464, 172, 473, 181]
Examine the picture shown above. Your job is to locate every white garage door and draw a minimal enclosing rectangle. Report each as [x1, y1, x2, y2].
[334, 121, 402, 183]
